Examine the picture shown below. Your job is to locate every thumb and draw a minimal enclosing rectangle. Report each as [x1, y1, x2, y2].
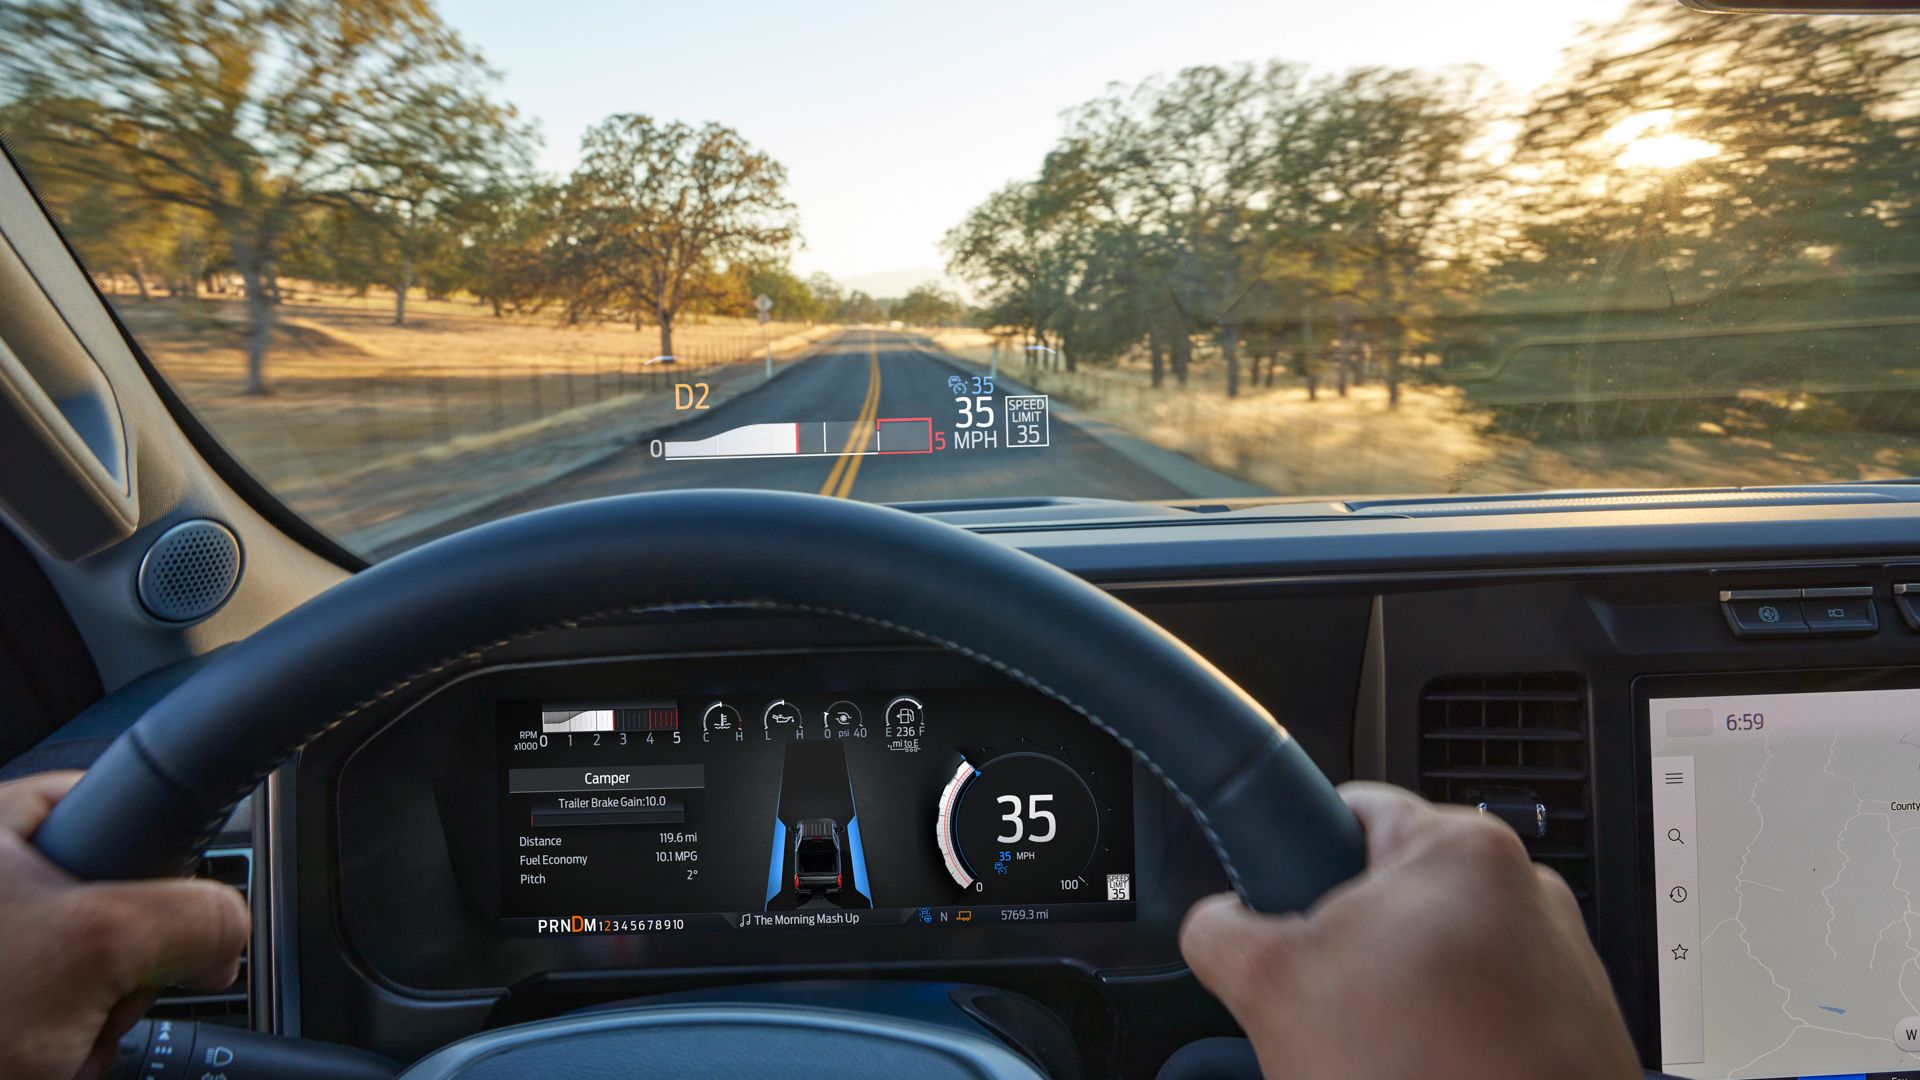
[1180, 891, 1302, 1007]
[0, 771, 82, 837]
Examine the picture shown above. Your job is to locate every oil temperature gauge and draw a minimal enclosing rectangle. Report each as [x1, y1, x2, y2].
[936, 751, 1100, 894]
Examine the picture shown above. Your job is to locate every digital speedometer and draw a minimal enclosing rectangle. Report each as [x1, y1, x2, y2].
[937, 751, 1103, 899]
[496, 687, 1134, 935]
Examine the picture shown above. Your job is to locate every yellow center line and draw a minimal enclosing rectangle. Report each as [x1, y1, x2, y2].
[819, 331, 883, 498]
[816, 340, 874, 495]
[833, 332, 885, 498]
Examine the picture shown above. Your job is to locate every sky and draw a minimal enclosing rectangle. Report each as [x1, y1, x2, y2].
[442, 0, 1629, 293]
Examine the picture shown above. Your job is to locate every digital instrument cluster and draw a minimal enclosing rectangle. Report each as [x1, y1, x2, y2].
[496, 687, 1136, 935]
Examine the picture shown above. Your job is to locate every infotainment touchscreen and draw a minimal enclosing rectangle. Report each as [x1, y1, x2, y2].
[497, 687, 1135, 935]
[1648, 680, 1920, 1080]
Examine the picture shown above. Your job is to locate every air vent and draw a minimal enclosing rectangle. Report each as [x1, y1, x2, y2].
[1418, 675, 1594, 929]
[136, 519, 241, 623]
[149, 849, 250, 1027]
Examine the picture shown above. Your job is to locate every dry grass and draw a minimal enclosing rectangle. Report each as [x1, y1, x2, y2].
[113, 288, 826, 488]
[927, 329, 1917, 496]
[101, 286, 838, 548]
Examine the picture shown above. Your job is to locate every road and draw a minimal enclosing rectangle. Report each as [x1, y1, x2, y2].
[432, 330, 1249, 531]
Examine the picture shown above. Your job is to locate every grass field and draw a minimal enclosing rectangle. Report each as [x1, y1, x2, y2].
[927, 326, 1920, 498]
[108, 286, 837, 546]
[104, 277, 1920, 553]
[118, 289, 820, 475]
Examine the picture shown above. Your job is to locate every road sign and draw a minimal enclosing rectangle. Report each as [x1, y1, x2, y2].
[757, 296, 775, 376]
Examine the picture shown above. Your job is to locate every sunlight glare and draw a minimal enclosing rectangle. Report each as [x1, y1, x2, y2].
[1603, 109, 1719, 170]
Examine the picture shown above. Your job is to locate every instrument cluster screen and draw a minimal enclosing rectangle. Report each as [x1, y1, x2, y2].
[496, 688, 1136, 935]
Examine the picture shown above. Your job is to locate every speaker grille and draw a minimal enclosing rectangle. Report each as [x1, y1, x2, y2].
[137, 520, 241, 623]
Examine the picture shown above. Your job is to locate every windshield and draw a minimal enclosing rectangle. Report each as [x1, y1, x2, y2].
[4, 0, 1918, 557]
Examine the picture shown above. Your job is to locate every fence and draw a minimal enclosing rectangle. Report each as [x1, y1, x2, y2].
[322, 334, 777, 469]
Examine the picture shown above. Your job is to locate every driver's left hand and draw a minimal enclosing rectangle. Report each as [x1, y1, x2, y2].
[0, 771, 250, 1080]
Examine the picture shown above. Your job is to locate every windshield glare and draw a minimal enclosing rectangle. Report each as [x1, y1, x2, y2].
[3, 0, 1917, 557]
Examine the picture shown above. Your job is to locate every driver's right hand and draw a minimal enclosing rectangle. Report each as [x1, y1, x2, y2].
[0, 771, 250, 1080]
[1180, 781, 1641, 1079]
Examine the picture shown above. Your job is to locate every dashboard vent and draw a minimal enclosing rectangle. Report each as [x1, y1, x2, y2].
[149, 849, 250, 1027]
[1418, 675, 1594, 928]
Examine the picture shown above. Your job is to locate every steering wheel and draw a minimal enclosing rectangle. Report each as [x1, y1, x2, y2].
[31, 490, 1364, 1077]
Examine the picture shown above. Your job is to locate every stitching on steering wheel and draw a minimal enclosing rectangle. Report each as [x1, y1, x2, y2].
[177, 599, 1254, 898]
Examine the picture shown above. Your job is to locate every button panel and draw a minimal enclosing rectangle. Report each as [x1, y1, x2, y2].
[1894, 583, 1920, 631]
[1719, 587, 1878, 639]
[1719, 590, 1807, 637]
[1801, 586, 1877, 634]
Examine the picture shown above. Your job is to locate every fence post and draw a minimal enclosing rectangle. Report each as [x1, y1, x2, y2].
[434, 375, 451, 443]
[356, 376, 376, 462]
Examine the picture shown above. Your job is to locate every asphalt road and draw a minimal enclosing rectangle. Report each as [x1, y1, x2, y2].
[462, 330, 1212, 520]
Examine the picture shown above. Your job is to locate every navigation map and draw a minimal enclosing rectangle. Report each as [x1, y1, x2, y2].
[1651, 686, 1920, 1079]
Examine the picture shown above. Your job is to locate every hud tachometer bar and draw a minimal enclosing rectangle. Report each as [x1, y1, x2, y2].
[660, 417, 934, 461]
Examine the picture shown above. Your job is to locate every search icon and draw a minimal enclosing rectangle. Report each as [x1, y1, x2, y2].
[1667, 828, 1685, 844]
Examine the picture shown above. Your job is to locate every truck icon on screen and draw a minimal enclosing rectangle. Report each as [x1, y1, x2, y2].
[792, 817, 844, 896]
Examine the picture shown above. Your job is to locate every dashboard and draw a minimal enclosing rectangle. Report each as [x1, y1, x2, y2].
[327, 645, 1220, 1001]
[246, 497, 1920, 1077]
[494, 685, 1136, 935]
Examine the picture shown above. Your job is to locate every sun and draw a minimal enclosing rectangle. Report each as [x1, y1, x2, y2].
[1602, 109, 1719, 170]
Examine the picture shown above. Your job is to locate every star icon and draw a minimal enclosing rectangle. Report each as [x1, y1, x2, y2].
[1671, 944, 1689, 961]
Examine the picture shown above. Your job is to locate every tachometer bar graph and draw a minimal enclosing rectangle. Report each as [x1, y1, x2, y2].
[661, 418, 932, 461]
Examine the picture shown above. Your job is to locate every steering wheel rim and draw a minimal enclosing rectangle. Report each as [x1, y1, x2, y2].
[32, 490, 1363, 914]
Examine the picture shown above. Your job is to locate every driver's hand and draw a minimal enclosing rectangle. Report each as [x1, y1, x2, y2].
[1180, 782, 1639, 1079]
[0, 771, 250, 1080]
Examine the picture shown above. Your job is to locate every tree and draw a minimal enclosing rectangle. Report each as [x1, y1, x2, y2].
[345, 78, 532, 325]
[0, 0, 513, 392]
[946, 61, 1493, 401]
[1279, 67, 1492, 403]
[837, 290, 885, 324]
[281, 203, 389, 298]
[892, 283, 965, 326]
[1502, 0, 1920, 302]
[434, 180, 556, 317]
[944, 181, 1077, 358]
[1121, 66, 1288, 397]
[555, 115, 798, 357]
[51, 174, 217, 300]
[731, 264, 816, 321]
[805, 272, 847, 321]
